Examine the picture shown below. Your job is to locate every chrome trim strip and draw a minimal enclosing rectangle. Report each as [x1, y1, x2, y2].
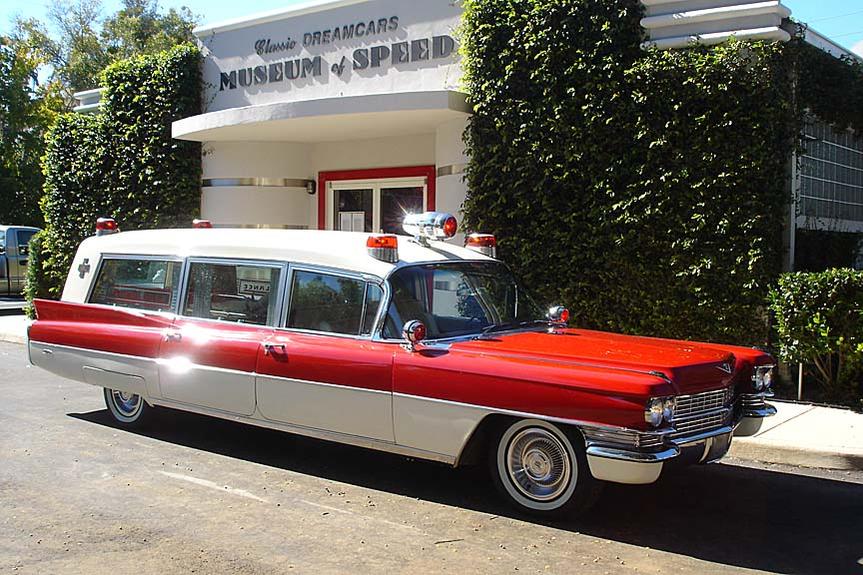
[672, 425, 734, 446]
[435, 164, 467, 178]
[742, 404, 777, 418]
[150, 396, 455, 465]
[32, 341, 392, 396]
[586, 445, 679, 463]
[256, 372, 391, 396]
[202, 178, 314, 188]
[393, 392, 655, 437]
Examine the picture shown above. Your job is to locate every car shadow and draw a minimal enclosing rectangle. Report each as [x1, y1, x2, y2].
[69, 408, 863, 575]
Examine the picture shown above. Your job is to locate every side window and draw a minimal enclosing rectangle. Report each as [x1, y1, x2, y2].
[16, 231, 36, 256]
[287, 270, 369, 335]
[182, 262, 281, 326]
[89, 258, 181, 312]
[361, 283, 383, 336]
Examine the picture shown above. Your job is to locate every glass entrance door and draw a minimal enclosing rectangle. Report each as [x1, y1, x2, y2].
[380, 186, 424, 234]
[330, 178, 427, 233]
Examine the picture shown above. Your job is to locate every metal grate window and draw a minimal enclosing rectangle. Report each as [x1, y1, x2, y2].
[799, 118, 863, 223]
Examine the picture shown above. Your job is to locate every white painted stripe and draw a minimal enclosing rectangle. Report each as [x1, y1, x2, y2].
[159, 471, 269, 503]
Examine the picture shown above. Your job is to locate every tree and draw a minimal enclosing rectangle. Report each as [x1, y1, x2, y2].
[102, 0, 197, 61]
[12, 0, 197, 106]
[0, 36, 63, 226]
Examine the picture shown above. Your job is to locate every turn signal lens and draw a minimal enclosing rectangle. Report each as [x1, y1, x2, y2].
[465, 234, 497, 258]
[192, 219, 213, 228]
[367, 234, 399, 263]
[95, 217, 119, 236]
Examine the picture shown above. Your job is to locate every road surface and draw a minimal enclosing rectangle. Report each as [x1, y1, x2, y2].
[1, 342, 861, 574]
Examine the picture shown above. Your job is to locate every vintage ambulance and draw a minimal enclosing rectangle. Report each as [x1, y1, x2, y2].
[27, 213, 776, 517]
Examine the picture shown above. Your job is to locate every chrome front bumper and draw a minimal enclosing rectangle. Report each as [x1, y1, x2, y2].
[582, 393, 775, 485]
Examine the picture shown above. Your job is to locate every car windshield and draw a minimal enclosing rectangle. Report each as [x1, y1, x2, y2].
[383, 262, 545, 340]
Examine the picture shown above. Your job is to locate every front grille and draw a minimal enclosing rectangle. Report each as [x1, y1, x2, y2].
[675, 388, 731, 419]
[670, 388, 733, 440]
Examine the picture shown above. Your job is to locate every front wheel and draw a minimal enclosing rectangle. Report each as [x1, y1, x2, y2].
[490, 419, 601, 518]
[103, 388, 155, 428]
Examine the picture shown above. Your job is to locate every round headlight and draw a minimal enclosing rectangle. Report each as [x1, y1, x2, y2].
[645, 398, 664, 427]
[663, 398, 675, 422]
[753, 366, 775, 391]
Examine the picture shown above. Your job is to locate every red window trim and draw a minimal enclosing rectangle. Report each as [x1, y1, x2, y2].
[317, 165, 436, 230]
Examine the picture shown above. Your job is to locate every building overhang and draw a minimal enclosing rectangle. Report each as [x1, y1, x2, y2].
[172, 90, 471, 143]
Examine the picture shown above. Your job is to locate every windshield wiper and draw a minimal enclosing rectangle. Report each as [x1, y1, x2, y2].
[479, 319, 550, 336]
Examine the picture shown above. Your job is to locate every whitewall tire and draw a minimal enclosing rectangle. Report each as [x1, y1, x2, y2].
[104, 387, 155, 428]
[490, 419, 601, 517]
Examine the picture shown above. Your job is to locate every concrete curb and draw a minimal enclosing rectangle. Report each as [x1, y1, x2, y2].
[730, 438, 863, 471]
[0, 333, 26, 345]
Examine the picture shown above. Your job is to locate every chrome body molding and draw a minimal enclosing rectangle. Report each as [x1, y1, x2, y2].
[586, 445, 680, 463]
[202, 178, 315, 188]
[150, 396, 457, 465]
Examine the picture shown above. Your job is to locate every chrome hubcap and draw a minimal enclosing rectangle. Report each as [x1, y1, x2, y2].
[111, 390, 141, 417]
[506, 428, 571, 502]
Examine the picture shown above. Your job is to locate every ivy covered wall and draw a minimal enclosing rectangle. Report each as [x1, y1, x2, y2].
[461, 0, 815, 345]
[28, 43, 201, 303]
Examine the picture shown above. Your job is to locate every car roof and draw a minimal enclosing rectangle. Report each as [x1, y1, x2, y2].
[0, 226, 40, 232]
[79, 228, 495, 278]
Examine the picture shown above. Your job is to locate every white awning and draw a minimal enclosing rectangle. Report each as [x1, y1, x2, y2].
[172, 90, 470, 143]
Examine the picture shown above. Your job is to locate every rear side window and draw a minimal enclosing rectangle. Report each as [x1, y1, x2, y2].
[16, 230, 36, 256]
[287, 270, 380, 335]
[89, 258, 181, 312]
[182, 262, 281, 326]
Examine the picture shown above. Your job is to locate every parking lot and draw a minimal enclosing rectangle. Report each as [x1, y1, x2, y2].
[1, 341, 862, 574]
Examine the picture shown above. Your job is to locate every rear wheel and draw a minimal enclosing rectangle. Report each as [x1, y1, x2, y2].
[489, 418, 601, 518]
[103, 388, 155, 428]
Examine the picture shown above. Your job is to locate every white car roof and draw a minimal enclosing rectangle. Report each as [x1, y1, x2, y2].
[77, 228, 495, 278]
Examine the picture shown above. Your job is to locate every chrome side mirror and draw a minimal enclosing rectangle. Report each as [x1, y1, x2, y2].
[547, 306, 570, 326]
[402, 320, 427, 352]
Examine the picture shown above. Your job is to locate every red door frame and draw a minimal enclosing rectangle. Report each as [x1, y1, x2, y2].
[317, 165, 436, 230]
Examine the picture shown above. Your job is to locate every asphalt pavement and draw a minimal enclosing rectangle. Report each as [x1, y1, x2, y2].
[1, 342, 862, 575]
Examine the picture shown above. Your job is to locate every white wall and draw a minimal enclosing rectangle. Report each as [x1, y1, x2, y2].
[202, 133, 438, 229]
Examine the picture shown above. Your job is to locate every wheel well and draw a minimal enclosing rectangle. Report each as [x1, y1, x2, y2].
[455, 414, 587, 467]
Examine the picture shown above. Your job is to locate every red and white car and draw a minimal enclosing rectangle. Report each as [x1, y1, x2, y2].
[28, 213, 776, 516]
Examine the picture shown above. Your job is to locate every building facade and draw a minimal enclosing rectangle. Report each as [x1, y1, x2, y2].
[74, 0, 862, 268]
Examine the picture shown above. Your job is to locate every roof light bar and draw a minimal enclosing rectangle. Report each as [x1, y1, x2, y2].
[192, 219, 213, 228]
[403, 212, 458, 243]
[465, 234, 497, 258]
[95, 217, 119, 236]
[367, 234, 399, 263]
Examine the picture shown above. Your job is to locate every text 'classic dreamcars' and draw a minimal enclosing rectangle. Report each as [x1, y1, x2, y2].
[28, 213, 776, 517]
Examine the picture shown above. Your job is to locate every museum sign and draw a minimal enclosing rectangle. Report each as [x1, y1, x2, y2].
[218, 14, 457, 91]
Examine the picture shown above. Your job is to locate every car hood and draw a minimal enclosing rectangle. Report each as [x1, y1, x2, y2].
[450, 328, 738, 394]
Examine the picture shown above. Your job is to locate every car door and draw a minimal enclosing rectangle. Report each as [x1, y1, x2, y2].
[255, 266, 395, 441]
[158, 258, 284, 416]
[0, 229, 8, 295]
[9, 228, 37, 293]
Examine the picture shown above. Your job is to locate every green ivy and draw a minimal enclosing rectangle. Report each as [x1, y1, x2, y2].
[31, 43, 201, 303]
[461, 0, 800, 345]
[769, 270, 863, 407]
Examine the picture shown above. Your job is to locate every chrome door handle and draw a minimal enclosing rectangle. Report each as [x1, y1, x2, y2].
[163, 331, 182, 342]
[263, 343, 287, 356]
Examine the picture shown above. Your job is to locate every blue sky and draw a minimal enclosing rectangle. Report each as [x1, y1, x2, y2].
[2, 0, 862, 56]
